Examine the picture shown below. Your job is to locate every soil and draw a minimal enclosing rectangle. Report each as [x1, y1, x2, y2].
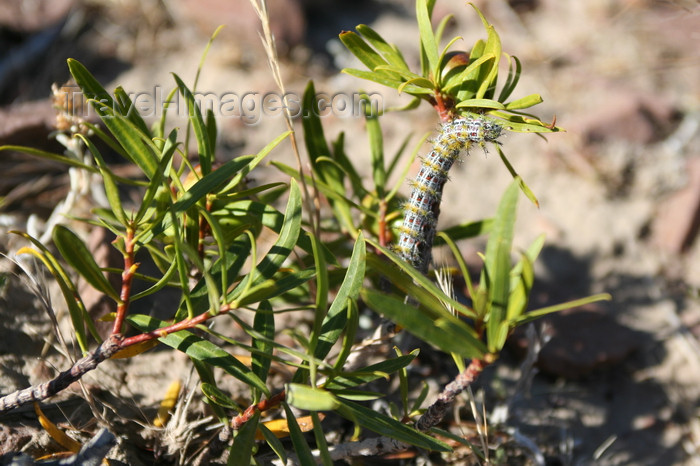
[1, 0, 699, 464]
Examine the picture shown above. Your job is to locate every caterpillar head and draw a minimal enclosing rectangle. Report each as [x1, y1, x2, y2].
[465, 116, 502, 145]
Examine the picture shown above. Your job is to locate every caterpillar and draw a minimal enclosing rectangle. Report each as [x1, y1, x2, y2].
[396, 115, 503, 274]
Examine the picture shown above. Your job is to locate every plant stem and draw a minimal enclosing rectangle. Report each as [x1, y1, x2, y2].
[0, 334, 124, 413]
[230, 390, 286, 430]
[414, 355, 493, 432]
[112, 227, 137, 335]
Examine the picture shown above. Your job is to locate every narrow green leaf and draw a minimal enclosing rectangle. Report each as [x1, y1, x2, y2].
[206, 109, 217, 154]
[172, 156, 254, 213]
[83, 123, 138, 171]
[445, 53, 494, 99]
[336, 399, 451, 452]
[191, 359, 227, 421]
[228, 411, 259, 466]
[434, 13, 454, 51]
[510, 233, 545, 282]
[482, 179, 519, 352]
[437, 231, 476, 303]
[301, 82, 355, 231]
[361, 288, 485, 360]
[366, 108, 386, 197]
[341, 68, 429, 94]
[396, 76, 435, 94]
[53, 225, 120, 302]
[489, 111, 563, 133]
[301, 81, 332, 172]
[90, 103, 160, 179]
[230, 180, 302, 302]
[134, 129, 178, 223]
[454, 98, 505, 110]
[355, 25, 410, 72]
[234, 270, 316, 308]
[410, 382, 431, 416]
[365, 247, 477, 320]
[471, 4, 502, 99]
[331, 299, 359, 372]
[113, 86, 151, 136]
[252, 300, 275, 389]
[515, 294, 612, 326]
[331, 132, 367, 201]
[130, 259, 178, 301]
[272, 160, 371, 219]
[155, 86, 179, 142]
[506, 252, 534, 322]
[498, 54, 522, 103]
[219, 131, 291, 196]
[314, 233, 365, 360]
[299, 234, 327, 384]
[496, 146, 539, 207]
[372, 65, 427, 85]
[505, 94, 543, 110]
[67, 58, 115, 108]
[0, 145, 98, 172]
[332, 389, 383, 401]
[416, 0, 439, 78]
[283, 403, 316, 465]
[173, 73, 213, 174]
[311, 412, 332, 466]
[286, 384, 340, 411]
[338, 31, 390, 72]
[397, 348, 409, 418]
[201, 382, 242, 411]
[324, 352, 417, 390]
[75, 134, 126, 224]
[259, 423, 287, 464]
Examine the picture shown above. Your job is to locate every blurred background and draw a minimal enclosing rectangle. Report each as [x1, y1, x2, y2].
[0, 0, 699, 463]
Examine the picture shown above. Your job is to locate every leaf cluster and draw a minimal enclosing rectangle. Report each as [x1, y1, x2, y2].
[341, 0, 562, 133]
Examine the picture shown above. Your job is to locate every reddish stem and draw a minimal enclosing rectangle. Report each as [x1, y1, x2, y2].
[230, 390, 287, 430]
[120, 303, 233, 347]
[433, 92, 453, 123]
[378, 199, 388, 248]
[112, 227, 137, 335]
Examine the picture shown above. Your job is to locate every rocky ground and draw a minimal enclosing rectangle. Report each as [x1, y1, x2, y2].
[0, 0, 699, 464]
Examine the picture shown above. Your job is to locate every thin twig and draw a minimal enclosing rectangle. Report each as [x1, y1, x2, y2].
[112, 226, 137, 335]
[230, 390, 286, 430]
[0, 333, 123, 414]
[415, 356, 492, 432]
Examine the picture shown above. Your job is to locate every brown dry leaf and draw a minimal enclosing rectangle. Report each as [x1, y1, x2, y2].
[34, 402, 82, 453]
[255, 413, 325, 440]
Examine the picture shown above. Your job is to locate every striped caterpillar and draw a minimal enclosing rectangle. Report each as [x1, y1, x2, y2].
[396, 115, 503, 274]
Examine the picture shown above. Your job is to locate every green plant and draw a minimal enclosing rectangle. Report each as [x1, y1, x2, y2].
[0, 1, 609, 463]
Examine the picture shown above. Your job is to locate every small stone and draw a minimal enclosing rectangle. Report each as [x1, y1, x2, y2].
[651, 156, 700, 254]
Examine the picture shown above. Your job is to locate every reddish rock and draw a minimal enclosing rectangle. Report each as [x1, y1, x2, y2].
[577, 88, 680, 145]
[0, 99, 55, 146]
[651, 156, 700, 254]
